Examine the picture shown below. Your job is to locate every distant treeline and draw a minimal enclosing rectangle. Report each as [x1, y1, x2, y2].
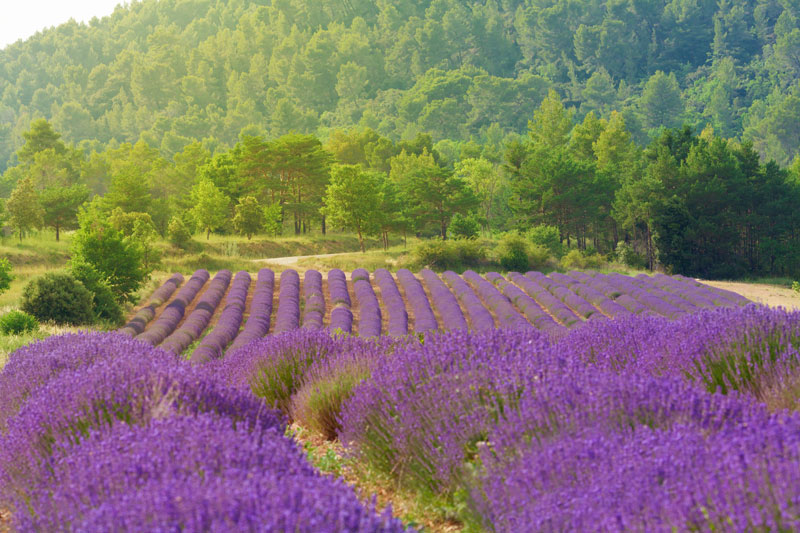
[1, 0, 800, 172]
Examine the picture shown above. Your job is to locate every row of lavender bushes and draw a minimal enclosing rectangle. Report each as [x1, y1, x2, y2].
[0, 333, 409, 531]
[118, 273, 184, 336]
[217, 301, 800, 531]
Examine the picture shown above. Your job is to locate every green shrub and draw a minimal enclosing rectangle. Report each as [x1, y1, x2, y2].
[449, 213, 480, 239]
[793, 281, 800, 294]
[0, 310, 38, 335]
[413, 239, 487, 270]
[526, 224, 563, 258]
[495, 233, 550, 272]
[615, 241, 647, 269]
[70, 261, 124, 326]
[168, 216, 193, 249]
[0, 257, 12, 295]
[21, 272, 95, 326]
[561, 249, 606, 270]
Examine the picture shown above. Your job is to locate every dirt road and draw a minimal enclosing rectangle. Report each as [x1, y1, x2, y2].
[702, 280, 800, 310]
[252, 252, 353, 267]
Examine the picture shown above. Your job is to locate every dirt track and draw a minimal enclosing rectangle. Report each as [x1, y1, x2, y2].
[701, 280, 800, 310]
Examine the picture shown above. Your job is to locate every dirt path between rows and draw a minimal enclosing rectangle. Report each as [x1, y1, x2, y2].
[700, 280, 800, 310]
[253, 252, 353, 267]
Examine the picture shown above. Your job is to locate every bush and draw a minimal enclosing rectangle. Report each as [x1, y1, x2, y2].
[561, 249, 606, 270]
[0, 257, 12, 294]
[167, 216, 193, 249]
[0, 310, 38, 335]
[793, 281, 799, 294]
[70, 261, 124, 326]
[615, 241, 647, 269]
[449, 213, 480, 239]
[496, 233, 550, 272]
[526, 224, 563, 258]
[21, 273, 95, 326]
[413, 239, 487, 270]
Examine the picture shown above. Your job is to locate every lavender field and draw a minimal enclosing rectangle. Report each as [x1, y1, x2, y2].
[2, 268, 800, 532]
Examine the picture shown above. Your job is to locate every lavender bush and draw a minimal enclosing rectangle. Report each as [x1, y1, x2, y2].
[227, 268, 274, 352]
[508, 272, 580, 327]
[13, 415, 408, 532]
[353, 268, 381, 337]
[328, 269, 353, 333]
[442, 270, 494, 330]
[374, 269, 408, 336]
[396, 269, 438, 333]
[191, 270, 251, 363]
[420, 269, 467, 331]
[119, 273, 183, 336]
[302, 270, 325, 330]
[137, 269, 209, 345]
[160, 269, 232, 355]
[465, 270, 532, 330]
[486, 273, 565, 337]
[274, 269, 301, 334]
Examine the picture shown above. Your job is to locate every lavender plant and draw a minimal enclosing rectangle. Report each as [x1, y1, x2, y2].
[227, 268, 274, 352]
[191, 270, 251, 363]
[442, 270, 494, 330]
[420, 269, 467, 331]
[136, 269, 210, 345]
[396, 269, 438, 333]
[374, 269, 408, 336]
[352, 269, 381, 337]
[328, 269, 353, 333]
[464, 270, 532, 330]
[302, 270, 325, 330]
[119, 273, 184, 336]
[274, 269, 301, 334]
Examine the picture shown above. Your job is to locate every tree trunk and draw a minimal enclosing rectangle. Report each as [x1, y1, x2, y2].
[321, 215, 326, 235]
[441, 219, 447, 240]
[55, 224, 60, 242]
[207, 228, 211, 240]
[357, 229, 365, 252]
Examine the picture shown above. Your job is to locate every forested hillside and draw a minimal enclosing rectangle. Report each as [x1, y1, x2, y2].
[1, 0, 800, 170]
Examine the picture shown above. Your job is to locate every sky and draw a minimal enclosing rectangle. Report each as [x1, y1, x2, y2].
[0, 0, 123, 49]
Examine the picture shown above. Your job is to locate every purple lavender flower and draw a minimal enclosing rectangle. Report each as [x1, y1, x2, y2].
[328, 269, 353, 333]
[420, 269, 467, 331]
[302, 270, 325, 330]
[465, 271, 532, 331]
[442, 271, 494, 330]
[137, 270, 210, 345]
[274, 269, 301, 334]
[227, 268, 275, 353]
[396, 269, 438, 333]
[192, 271, 251, 363]
[119, 273, 184, 336]
[374, 269, 408, 336]
[352, 269, 381, 337]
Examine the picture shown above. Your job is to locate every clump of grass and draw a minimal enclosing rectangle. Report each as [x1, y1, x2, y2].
[0, 310, 38, 335]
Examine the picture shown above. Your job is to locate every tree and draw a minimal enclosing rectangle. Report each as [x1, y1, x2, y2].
[70, 220, 147, 304]
[17, 119, 68, 165]
[0, 257, 12, 295]
[40, 184, 90, 241]
[233, 196, 264, 239]
[264, 203, 283, 237]
[190, 179, 230, 239]
[321, 164, 381, 252]
[639, 71, 684, 130]
[6, 177, 44, 241]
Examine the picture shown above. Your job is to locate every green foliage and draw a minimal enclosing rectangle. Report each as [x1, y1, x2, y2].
[263, 203, 282, 237]
[321, 164, 382, 252]
[495, 233, 550, 273]
[449, 213, 480, 240]
[615, 241, 647, 269]
[413, 239, 487, 270]
[39, 184, 90, 241]
[232, 196, 263, 239]
[190, 179, 230, 240]
[21, 272, 94, 326]
[526, 224, 563, 258]
[0, 310, 38, 335]
[793, 281, 800, 294]
[70, 221, 146, 304]
[5, 177, 43, 241]
[69, 261, 124, 326]
[560, 249, 606, 270]
[167, 216, 193, 249]
[0, 258, 12, 295]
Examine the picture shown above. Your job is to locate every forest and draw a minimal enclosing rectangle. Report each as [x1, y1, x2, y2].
[0, 0, 799, 279]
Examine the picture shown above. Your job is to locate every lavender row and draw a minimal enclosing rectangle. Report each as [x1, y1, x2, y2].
[643, 273, 721, 308]
[420, 269, 467, 331]
[374, 269, 409, 336]
[527, 271, 603, 319]
[302, 270, 325, 330]
[485, 272, 565, 336]
[160, 270, 232, 355]
[352, 269, 381, 337]
[508, 272, 581, 327]
[568, 270, 650, 315]
[119, 274, 184, 336]
[442, 271, 494, 331]
[616, 273, 698, 312]
[396, 269, 438, 333]
[191, 271, 252, 363]
[673, 274, 751, 306]
[137, 270, 210, 346]
[465, 271, 532, 331]
[328, 269, 353, 334]
[274, 270, 300, 334]
[596, 272, 687, 319]
[549, 272, 630, 318]
[227, 268, 274, 352]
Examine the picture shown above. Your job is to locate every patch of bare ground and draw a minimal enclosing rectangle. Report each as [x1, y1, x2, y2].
[290, 424, 463, 533]
[348, 278, 361, 336]
[370, 278, 389, 336]
[320, 278, 330, 328]
[0, 507, 11, 533]
[700, 280, 800, 310]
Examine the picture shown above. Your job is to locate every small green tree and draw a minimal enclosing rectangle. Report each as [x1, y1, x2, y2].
[0, 257, 13, 295]
[264, 203, 282, 237]
[168, 216, 193, 249]
[6, 177, 44, 241]
[21, 272, 94, 326]
[70, 260, 124, 325]
[449, 213, 480, 239]
[233, 196, 263, 239]
[321, 165, 381, 252]
[40, 184, 90, 241]
[526, 224, 563, 258]
[71, 220, 147, 304]
[190, 179, 230, 239]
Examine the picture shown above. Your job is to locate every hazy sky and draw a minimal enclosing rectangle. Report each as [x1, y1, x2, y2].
[1, 1, 123, 49]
